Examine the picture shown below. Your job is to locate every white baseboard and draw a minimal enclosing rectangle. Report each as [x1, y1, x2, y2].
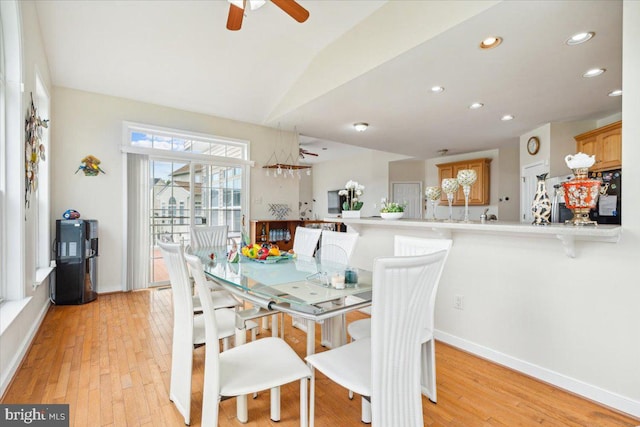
[435, 330, 640, 420]
[0, 298, 50, 398]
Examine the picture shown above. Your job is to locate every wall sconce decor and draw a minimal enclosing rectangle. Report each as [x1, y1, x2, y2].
[25, 92, 49, 208]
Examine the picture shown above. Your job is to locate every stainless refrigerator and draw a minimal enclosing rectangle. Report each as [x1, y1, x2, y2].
[53, 219, 98, 304]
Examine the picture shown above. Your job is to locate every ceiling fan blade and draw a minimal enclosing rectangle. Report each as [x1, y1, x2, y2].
[271, 0, 309, 23]
[227, 2, 244, 31]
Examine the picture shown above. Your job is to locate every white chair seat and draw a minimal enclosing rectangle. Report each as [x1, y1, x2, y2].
[305, 338, 371, 397]
[220, 337, 311, 396]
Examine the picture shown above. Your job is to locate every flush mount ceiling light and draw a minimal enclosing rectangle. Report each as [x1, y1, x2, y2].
[608, 89, 623, 97]
[353, 122, 369, 132]
[501, 114, 515, 121]
[583, 68, 606, 78]
[469, 102, 484, 110]
[566, 31, 595, 45]
[430, 86, 445, 93]
[480, 36, 502, 49]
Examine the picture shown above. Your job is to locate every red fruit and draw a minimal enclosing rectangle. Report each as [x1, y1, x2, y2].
[258, 247, 269, 260]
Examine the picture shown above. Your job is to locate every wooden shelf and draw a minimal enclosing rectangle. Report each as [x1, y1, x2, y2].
[250, 220, 342, 251]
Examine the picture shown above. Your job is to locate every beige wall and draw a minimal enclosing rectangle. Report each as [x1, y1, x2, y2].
[50, 87, 301, 293]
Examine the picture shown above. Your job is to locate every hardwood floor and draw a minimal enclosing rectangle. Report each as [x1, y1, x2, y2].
[2, 290, 638, 427]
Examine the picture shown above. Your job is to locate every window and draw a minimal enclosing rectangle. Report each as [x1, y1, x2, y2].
[122, 122, 251, 288]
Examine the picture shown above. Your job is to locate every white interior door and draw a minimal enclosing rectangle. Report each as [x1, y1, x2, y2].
[521, 162, 548, 223]
[391, 182, 423, 219]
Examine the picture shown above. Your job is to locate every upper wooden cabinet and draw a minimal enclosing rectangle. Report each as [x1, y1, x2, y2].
[436, 158, 491, 205]
[574, 121, 621, 172]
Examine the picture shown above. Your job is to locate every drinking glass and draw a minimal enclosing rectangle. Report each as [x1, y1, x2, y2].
[441, 178, 459, 222]
[456, 169, 478, 222]
[424, 186, 441, 221]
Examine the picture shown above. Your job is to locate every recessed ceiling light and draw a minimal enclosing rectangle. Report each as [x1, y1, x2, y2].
[566, 31, 595, 45]
[431, 86, 445, 93]
[353, 122, 369, 132]
[469, 102, 484, 110]
[501, 114, 514, 121]
[583, 68, 606, 78]
[480, 36, 502, 49]
[608, 89, 622, 97]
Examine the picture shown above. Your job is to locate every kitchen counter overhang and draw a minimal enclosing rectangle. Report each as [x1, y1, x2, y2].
[329, 217, 621, 258]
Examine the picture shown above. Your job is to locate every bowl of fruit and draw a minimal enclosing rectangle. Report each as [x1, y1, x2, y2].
[240, 243, 293, 263]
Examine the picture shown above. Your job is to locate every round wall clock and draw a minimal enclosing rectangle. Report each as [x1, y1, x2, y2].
[527, 136, 540, 155]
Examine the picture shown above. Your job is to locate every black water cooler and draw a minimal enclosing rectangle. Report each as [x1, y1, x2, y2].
[53, 219, 98, 304]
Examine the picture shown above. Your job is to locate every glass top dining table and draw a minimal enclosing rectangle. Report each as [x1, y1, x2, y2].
[192, 246, 373, 354]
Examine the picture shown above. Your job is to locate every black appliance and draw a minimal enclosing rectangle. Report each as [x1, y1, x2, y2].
[589, 169, 621, 225]
[53, 219, 98, 304]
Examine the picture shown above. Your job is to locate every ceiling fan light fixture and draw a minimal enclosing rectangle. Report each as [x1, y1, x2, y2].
[583, 68, 606, 78]
[353, 122, 369, 132]
[228, 0, 266, 10]
[567, 31, 595, 45]
[480, 36, 502, 49]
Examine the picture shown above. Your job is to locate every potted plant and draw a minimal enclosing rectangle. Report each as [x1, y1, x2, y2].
[339, 180, 365, 218]
[380, 199, 405, 220]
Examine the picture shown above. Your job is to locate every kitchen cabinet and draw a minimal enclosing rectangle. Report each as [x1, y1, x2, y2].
[436, 158, 491, 205]
[250, 220, 342, 251]
[574, 121, 621, 172]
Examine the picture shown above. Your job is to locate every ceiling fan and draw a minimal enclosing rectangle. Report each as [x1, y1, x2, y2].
[299, 147, 319, 159]
[227, 0, 310, 31]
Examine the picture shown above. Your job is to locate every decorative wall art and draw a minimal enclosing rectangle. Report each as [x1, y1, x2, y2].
[25, 93, 49, 208]
[75, 155, 106, 176]
[268, 203, 291, 220]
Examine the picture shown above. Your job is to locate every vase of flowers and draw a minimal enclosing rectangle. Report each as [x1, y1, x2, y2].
[339, 180, 365, 218]
[380, 199, 405, 220]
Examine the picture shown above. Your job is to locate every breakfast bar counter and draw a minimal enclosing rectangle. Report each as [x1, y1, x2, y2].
[331, 217, 621, 258]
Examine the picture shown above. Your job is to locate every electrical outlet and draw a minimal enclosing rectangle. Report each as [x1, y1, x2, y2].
[454, 294, 464, 310]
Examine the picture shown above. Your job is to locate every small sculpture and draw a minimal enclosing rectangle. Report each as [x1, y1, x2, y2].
[76, 155, 106, 176]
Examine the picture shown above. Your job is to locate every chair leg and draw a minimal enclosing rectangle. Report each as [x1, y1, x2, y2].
[421, 339, 437, 403]
[300, 377, 308, 427]
[361, 396, 371, 424]
[309, 369, 316, 427]
[270, 386, 281, 421]
[222, 337, 230, 352]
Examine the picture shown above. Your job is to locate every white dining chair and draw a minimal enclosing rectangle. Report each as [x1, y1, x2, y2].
[347, 235, 452, 402]
[306, 250, 448, 426]
[185, 253, 312, 427]
[290, 226, 323, 333]
[316, 230, 359, 347]
[292, 226, 322, 256]
[158, 242, 258, 425]
[190, 225, 229, 249]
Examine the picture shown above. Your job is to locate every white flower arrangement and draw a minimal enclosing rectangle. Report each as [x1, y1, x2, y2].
[338, 180, 365, 211]
[380, 198, 406, 213]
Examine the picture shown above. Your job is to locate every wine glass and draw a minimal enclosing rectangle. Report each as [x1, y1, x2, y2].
[425, 186, 441, 221]
[456, 169, 478, 222]
[441, 178, 459, 222]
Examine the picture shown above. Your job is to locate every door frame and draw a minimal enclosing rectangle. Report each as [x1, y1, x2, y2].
[390, 181, 424, 219]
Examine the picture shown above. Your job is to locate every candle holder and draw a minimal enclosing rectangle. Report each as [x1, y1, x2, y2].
[456, 169, 477, 222]
[425, 186, 441, 221]
[441, 178, 459, 222]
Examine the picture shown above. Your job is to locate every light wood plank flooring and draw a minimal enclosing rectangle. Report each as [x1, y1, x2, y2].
[2, 290, 638, 426]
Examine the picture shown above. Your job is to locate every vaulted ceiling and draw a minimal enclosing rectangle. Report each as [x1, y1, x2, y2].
[35, 0, 622, 161]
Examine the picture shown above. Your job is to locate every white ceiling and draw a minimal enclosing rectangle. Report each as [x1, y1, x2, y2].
[35, 0, 622, 162]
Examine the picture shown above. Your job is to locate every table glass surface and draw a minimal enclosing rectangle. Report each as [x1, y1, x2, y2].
[193, 247, 372, 312]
